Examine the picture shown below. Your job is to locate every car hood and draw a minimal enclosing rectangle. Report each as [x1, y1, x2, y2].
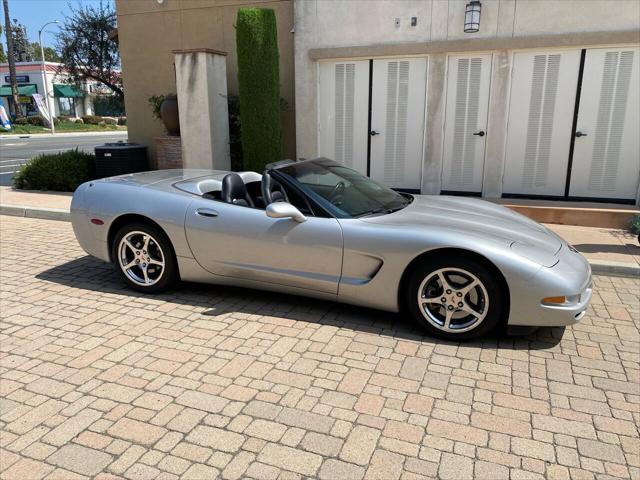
[359, 195, 564, 265]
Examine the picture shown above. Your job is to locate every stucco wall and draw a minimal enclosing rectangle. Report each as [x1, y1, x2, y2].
[294, 0, 640, 195]
[115, 0, 295, 166]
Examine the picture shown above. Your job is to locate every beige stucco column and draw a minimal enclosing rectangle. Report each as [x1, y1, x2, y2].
[173, 48, 230, 170]
[482, 50, 512, 199]
[421, 53, 447, 195]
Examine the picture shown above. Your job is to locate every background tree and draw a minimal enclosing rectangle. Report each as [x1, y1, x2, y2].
[236, 8, 281, 172]
[2, 0, 21, 118]
[30, 42, 61, 62]
[0, 25, 6, 63]
[56, 0, 122, 98]
[10, 20, 31, 61]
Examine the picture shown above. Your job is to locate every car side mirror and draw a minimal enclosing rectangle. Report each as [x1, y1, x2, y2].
[266, 202, 307, 223]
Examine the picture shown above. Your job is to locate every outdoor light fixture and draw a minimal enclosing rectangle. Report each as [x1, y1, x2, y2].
[464, 1, 482, 33]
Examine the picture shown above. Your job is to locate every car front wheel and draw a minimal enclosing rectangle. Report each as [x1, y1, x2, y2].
[111, 222, 177, 293]
[405, 257, 505, 340]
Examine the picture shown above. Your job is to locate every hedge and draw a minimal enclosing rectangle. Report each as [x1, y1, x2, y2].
[236, 7, 281, 172]
[13, 149, 96, 191]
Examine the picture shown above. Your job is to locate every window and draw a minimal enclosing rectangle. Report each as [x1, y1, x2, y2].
[57, 97, 76, 117]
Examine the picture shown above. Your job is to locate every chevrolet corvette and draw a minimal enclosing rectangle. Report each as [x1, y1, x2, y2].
[71, 158, 592, 340]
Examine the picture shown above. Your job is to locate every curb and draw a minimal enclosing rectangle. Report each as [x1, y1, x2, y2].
[1, 207, 639, 278]
[589, 260, 640, 278]
[0, 204, 70, 222]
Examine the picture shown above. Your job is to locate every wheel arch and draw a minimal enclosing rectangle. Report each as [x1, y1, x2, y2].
[398, 247, 511, 325]
[107, 214, 174, 263]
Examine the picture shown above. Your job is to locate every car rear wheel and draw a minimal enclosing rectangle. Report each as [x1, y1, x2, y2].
[111, 222, 177, 293]
[405, 257, 504, 340]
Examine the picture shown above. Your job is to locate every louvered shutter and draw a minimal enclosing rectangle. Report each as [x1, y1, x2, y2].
[318, 61, 369, 175]
[569, 48, 640, 199]
[370, 58, 427, 189]
[442, 54, 492, 193]
[503, 50, 580, 196]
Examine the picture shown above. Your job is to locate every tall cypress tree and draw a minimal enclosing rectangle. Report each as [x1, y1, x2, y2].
[236, 8, 281, 172]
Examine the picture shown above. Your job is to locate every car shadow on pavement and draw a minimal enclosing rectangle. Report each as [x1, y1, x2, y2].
[36, 255, 564, 351]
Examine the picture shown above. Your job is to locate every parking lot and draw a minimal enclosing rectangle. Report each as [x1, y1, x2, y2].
[0, 215, 638, 480]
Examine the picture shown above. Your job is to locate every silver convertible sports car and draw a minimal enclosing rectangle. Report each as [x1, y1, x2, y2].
[71, 158, 592, 340]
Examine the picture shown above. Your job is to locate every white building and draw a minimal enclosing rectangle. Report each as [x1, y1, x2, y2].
[0, 61, 96, 119]
[294, 0, 640, 204]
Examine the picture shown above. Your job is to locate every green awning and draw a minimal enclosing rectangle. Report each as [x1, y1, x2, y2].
[53, 84, 85, 98]
[0, 84, 37, 96]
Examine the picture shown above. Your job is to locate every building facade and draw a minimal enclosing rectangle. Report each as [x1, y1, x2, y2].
[294, 0, 640, 204]
[114, 0, 295, 165]
[0, 61, 96, 119]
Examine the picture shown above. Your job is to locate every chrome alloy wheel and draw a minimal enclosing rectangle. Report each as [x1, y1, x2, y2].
[117, 231, 165, 286]
[417, 267, 489, 333]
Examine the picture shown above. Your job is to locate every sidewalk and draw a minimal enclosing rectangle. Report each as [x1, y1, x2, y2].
[1, 186, 638, 276]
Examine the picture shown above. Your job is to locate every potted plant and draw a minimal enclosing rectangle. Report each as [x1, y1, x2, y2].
[148, 94, 180, 136]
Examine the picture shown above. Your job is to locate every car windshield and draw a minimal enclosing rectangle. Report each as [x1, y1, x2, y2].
[276, 159, 411, 218]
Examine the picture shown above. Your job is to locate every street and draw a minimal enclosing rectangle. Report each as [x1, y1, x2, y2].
[0, 132, 128, 186]
[0, 215, 638, 480]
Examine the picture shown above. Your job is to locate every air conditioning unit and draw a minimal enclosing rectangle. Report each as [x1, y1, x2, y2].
[95, 142, 147, 178]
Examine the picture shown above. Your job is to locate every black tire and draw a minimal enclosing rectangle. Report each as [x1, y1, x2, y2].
[404, 256, 505, 341]
[111, 221, 177, 293]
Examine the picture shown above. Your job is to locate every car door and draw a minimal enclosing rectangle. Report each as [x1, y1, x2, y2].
[184, 197, 343, 294]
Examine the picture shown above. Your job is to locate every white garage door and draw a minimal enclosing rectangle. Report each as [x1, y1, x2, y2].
[318, 60, 369, 176]
[568, 47, 640, 200]
[369, 58, 428, 190]
[441, 54, 492, 193]
[318, 57, 427, 191]
[502, 50, 581, 196]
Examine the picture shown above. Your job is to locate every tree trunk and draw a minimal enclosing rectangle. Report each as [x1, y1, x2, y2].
[3, 0, 22, 119]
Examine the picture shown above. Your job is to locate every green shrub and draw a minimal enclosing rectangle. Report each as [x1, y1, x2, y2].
[13, 149, 96, 191]
[102, 117, 118, 125]
[630, 214, 640, 235]
[13, 117, 28, 125]
[228, 95, 243, 171]
[26, 115, 47, 126]
[82, 115, 102, 125]
[236, 7, 281, 172]
[57, 115, 72, 123]
[117, 116, 127, 126]
[93, 95, 125, 116]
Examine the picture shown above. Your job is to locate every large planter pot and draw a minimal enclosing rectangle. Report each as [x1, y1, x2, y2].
[160, 94, 180, 136]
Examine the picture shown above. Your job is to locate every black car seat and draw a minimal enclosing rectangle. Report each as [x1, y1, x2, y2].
[221, 173, 254, 207]
[261, 171, 288, 204]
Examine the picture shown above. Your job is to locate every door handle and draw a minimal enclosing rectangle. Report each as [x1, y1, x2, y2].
[575, 131, 587, 137]
[370, 130, 381, 136]
[473, 130, 485, 137]
[196, 208, 218, 218]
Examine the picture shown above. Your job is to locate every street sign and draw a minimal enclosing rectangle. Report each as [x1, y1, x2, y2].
[4, 75, 30, 83]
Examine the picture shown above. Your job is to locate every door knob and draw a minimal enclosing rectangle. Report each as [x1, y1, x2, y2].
[575, 131, 587, 137]
[473, 130, 485, 137]
[369, 130, 380, 136]
[196, 208, 218, 218]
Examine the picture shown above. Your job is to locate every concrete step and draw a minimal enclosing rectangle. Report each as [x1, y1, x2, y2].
[491, 199, 639, 229]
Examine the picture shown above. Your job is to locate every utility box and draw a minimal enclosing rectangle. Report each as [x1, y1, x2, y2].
[95, 142, 147, 178]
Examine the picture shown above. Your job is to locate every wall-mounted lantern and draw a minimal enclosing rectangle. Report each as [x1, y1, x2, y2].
[464, 1, 482, 33]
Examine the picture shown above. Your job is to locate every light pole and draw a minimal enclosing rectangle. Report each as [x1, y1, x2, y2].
[38, 20, 58, 134]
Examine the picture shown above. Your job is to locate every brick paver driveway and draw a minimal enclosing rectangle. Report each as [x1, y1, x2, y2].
[1, 215, 639, 480]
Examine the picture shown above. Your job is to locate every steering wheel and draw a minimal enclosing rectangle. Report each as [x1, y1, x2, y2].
[261, 171, 289, 205]
[328, 181, 346, 205]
